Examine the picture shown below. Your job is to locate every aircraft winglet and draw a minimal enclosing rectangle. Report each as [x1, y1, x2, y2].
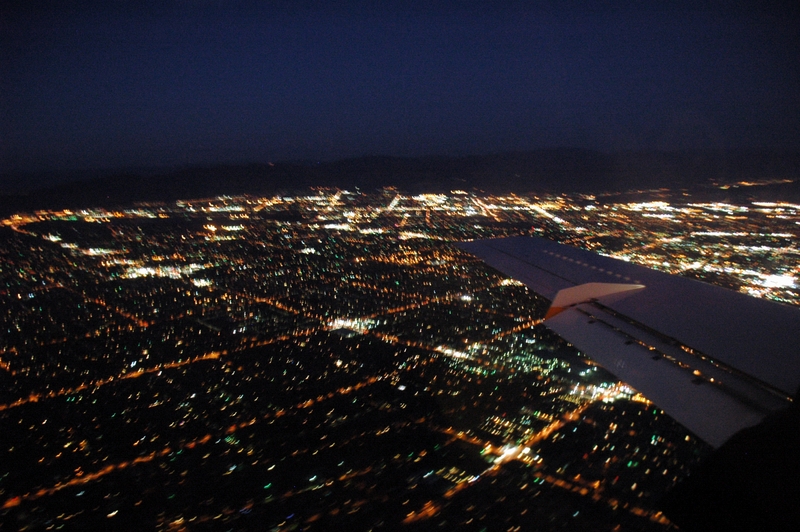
[545, 282, 645, 319]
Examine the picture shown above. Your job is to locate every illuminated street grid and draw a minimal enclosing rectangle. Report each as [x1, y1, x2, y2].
[0, 186, 795, 530]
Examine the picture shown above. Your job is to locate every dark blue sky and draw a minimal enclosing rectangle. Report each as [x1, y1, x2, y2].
[2, 1, 799, 174]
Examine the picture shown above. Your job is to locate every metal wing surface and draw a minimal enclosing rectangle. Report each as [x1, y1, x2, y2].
[459, 236, 800, 448]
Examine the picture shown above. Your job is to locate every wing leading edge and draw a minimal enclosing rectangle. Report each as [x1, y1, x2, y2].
[459, 236, 800, 448]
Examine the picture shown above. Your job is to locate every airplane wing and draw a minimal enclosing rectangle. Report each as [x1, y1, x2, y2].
[459, 236, 800, 448]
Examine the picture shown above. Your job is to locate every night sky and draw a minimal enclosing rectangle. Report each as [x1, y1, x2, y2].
[2, 1, 799, 175]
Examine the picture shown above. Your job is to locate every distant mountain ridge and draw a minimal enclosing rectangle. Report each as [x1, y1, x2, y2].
[1, 149, 799, 215]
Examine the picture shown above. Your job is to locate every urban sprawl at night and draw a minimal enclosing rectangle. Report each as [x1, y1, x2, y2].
[1, 184, 798, 530]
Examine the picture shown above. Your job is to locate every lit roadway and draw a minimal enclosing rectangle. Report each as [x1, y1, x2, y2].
[403, 386, 670, 526]
[0, 261, 529, 511]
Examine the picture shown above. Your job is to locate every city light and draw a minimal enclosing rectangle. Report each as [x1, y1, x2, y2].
[0, 184, 795, 530]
